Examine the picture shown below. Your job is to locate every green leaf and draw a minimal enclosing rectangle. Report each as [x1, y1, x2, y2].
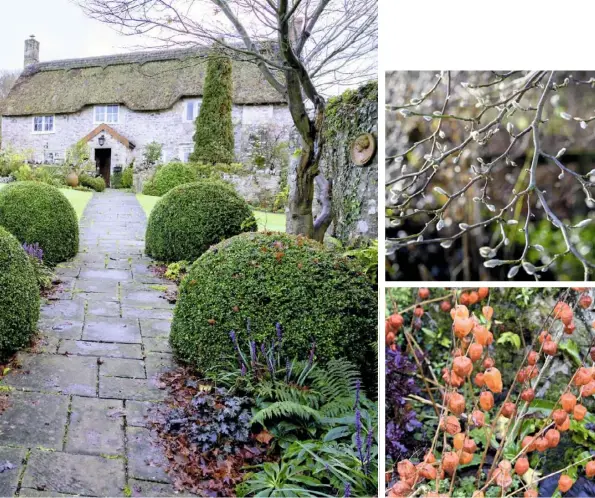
[558, 339, 582, 367]
[496, 331, 521, 349]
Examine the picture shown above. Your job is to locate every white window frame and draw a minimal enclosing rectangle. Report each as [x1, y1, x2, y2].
[43, 150, 64, 164]
[178, 145, 193, 163]
[182, 100, 200, 122]
[32, 115, 55, 134]
[94, 104, 120, 124]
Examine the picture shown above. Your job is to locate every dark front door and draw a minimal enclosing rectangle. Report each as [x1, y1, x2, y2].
[95, 149, 112, 187]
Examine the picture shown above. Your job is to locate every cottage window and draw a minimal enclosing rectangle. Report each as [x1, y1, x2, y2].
[183, 100, 200, 122]
[94, 105, 120, 124]
[179, 145, 193, 163]
[32, 115, 54, 133]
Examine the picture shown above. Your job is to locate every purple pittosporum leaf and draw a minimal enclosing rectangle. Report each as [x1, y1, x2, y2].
[385, 346, 421, 462]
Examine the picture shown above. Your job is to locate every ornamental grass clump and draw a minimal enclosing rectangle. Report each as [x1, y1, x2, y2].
[0, 181, 78, 265]
[145, 180, 256, 262]
[386, 288, 595, 498]
[0, 227, 40, 360]
[170, 232, 377, 384]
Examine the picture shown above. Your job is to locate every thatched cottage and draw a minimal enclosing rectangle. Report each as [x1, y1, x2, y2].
[1, 36, 292, 186]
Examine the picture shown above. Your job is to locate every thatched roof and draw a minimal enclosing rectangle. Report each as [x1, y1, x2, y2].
[1, 47, 286, 116]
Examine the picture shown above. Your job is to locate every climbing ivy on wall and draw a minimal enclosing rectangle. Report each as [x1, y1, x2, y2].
[322, 81, 378, 243]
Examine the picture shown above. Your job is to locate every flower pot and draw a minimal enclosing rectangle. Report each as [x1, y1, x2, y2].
[66, 172, 79, 187]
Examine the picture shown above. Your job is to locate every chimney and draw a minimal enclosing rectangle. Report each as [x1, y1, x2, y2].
[24, 35, 40, 68]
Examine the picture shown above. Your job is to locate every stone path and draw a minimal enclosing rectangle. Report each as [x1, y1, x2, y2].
[0, 190, 181, 497]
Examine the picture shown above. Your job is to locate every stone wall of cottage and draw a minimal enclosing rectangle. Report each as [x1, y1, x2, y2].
[1, 99, 293, 199]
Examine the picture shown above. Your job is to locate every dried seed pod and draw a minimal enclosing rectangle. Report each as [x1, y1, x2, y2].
[514, 457, 529, 475]
[545, 428, 560, 448]
[471, 409, 485, 427]
[561, 392, 577, 413]
[501, 402, 516, 418]
[474, 372, 485, 387]
[521, 388, 535, 402]
[388, 480, 411, 498]
[447, 392, 466, 416]
[581, 380, 595, 397]
[560, 308, 574, 326]
[453, 433, 465, 451]
[388, 313, 404, 331]
[535, 437, 549, 452]
[418, 288, 430, 299]
[453, 356, 473, 378]
[586, 460, 595, 478]
[454, 317, 474, 338]
[527, 350, 539, 365]
[573, 404, 587, 421]
[558, 474, 574, 493]
[386, 331, 395, 346]
[521, 435, 537, 453]
[478, 288, 489, 300]
[463, 437, 477, 454]
[517, 369, 528, 384]
[556, 416, 571, 432]
[459, 293, 470, 306]
[459, 451, 473, 464]
[479, 391, 494, 411]
[524, 489, 538, 498]
[494, 468, 512, 489]
[451, 304, 469, 319]
[397, 460, 416, 481]
[564, 321, 576, 335]
[552, 409, 568, 426]
[483, 367, 503, 393]
[441, 415, 461, 435]
[468, 343, 483, 362]
[414, 306, 424, 317]
[482, 305, 493, 320]
[473, 325, 491, 346]
[417, 462, 436, 480]
[468, 291, 479, 305]
[576, 367, 595, 386]
[538, 330, 552, 344]
[543, 340, 558, 356]
[424, 452, 436, 464]
[579, 294, 592, 309]
[442, 452, 459, 475]
[440, 300, 452, 312]
[483, 356, 495, 369]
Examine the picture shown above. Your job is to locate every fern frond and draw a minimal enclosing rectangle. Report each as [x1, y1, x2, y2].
[251, 401, 322, 426]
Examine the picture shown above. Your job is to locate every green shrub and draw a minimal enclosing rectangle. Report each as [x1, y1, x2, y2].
[111, 171, 123, 189]
[170, 232, 377, 382]
[0, 147, 27, 177]
[121, 165, 133, 188]
[145, 180, 256, 262]
[0, 182, 79, 266]
[189, 49, 234, 164]
[0, 227, 40, 360]
[141, 162, 198, 196]
[79, 173, 106, 192]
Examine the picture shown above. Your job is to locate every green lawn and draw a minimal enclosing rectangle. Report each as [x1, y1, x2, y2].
[136, 193, 286, 232]
[0, 183, 92, 220]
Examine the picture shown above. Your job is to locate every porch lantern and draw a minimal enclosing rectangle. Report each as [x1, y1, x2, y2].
[98, 134, 106, 146]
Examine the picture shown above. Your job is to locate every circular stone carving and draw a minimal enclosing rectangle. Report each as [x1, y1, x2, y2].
[350, 133, 376, 166]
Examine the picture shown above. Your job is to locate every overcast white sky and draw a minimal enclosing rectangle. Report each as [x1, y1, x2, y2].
[0, 0, 150, 70]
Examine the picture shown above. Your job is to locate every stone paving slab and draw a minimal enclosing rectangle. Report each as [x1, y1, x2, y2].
[83, 317, 142, 344]
[143, 337, 172, 353]
[129, 479, 191, 497]
[125, 401, 159, 427]
[3, 354, 97, 397]
[0, 446, 26, 497]
[65, 397, 125, 456]
[99, 377, 166, 402]
[79, 268, 132, 281]
[37, 318, 84, 340]
[39, 301, 85, 322]
[86, 301, 122, 318]
[22, 450, 126, 496]
[127, 427, 170, 483]
[58, 340, 143, 359]
[74, 279, 119, 295]
[0, 391, 69, 448]
[121, 306, 173, 321]
[145, 352, 175, 380]
[19, 489, 77, 497]
[139, 319, 172, 338]
[100, 358, 146, 379]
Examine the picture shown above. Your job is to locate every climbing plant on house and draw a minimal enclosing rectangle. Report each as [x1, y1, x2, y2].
[189, 50, 235, 165]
